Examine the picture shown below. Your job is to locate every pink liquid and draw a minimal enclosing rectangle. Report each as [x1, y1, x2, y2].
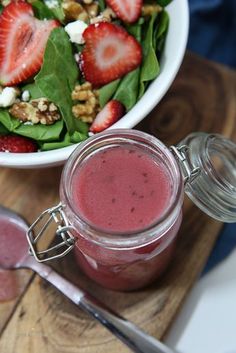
[0, 215, 28, 301]
[71, 145, 181, 290]
[73, 145, 171, 232]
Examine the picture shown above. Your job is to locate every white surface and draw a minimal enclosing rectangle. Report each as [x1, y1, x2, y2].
[165, 249, 236, 353]
[0, 0, 189, 168]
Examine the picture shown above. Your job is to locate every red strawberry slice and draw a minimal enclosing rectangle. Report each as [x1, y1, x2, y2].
[81, 22, 142, 87]
[90, 100, 125, 133]
[0, 135, 38, 153]
[0, 1, 59, 86]
[106, 0, 143, 23]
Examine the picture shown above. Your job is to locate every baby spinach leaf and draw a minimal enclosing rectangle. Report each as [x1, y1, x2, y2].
[98, 0, 105, 11]
[99, 79, 120, 108]
[35, 28, 86, 134]
[40, 132, 71, 150]
[50, 6, 65, 23]
[74, 117, 89, 134]
[74, 43, 84, 53]
[21, 83, 44, 100]
[125, 20, 143, 42]
[41, 130, 87, 150]
[155, 10, 169, 56]
[0, 110, 21, 131]
[155, 10, 169, 40]
[32, 1, 56, 20]
[70, 130, 88, 143]
[32, 0, 65, 22]
[0, 122, 9, 135]
[156, 0, 173, 6]
[113, 68, 140, 111]
[139, 14, 160, 99]
[14, 119, 64, 141]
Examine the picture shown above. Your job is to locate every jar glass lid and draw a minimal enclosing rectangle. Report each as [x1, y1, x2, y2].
[173, 132, 236, 223]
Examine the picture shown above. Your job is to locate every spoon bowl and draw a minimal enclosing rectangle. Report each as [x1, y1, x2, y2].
[0, 205, 29, 270]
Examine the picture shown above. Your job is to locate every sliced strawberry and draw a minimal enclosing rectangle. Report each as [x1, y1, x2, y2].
[106, 0, 143, 23]
[90, 100, 125, 133]
[0, 135, 38, 153]
[0, 1, 59, 86]
[81, 22, 142, 87]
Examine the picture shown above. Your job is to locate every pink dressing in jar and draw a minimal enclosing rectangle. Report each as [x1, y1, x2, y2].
[61, 130, 184, 291]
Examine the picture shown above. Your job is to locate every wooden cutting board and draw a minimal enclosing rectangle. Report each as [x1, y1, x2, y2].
[0, 52, 235, 353]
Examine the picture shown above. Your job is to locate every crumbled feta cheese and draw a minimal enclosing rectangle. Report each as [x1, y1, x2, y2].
[22, 90, 30, 102]
[0, 87, 18, 108]
[23, 121, 34, 126]
[65, 20, 88, 45]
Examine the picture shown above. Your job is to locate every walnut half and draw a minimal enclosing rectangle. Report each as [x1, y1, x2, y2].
[72, 82, 100, 123]
[9, 98, 61, 125]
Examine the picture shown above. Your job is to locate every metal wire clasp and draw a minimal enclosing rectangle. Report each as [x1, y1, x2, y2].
[170, 145, 200, 185]
[26, 202, 76, 263]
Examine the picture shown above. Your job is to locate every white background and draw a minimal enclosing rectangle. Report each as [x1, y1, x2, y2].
[165, 249, 236, 353]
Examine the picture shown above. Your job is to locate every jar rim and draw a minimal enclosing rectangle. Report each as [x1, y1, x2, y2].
[60, 129, 184, 248]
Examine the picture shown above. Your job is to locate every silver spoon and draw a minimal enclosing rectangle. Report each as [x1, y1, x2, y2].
[0, 205, 177, 353]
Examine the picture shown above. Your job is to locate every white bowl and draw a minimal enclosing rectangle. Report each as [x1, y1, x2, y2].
[0, 0, 189, 169]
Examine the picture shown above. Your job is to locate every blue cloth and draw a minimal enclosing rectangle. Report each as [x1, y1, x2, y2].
[202, 224, 236, 274]
[187, 0, 236, 272]
[187, 0, 236, 68]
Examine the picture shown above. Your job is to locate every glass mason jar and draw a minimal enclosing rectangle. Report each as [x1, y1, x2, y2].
[27, 130, 236, 291]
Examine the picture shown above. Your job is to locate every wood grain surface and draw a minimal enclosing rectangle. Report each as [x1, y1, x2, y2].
[0, 52, 235, 353]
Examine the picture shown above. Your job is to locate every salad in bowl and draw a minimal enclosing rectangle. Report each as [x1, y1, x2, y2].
[0, 0, 189, 167]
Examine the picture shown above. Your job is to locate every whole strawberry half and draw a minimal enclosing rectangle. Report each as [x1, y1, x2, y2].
[0, 135, 38, 153]
[0, 1, 60, 86]
[81, 22, 142, 87]
[106, 0, 143, 23]
[90, 100, 125, 133]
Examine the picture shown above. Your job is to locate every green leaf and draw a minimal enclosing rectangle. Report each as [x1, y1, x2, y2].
[155, 10, 169, 56]
[99, 79, 120, 108]
[156, 0, 173, 6]
[138, 14, 160, 99]
[0, 110, 21, 131]
[155, 10, 169, 40]
[40, 132, 71, 150]
[70, 130, 88, 143]
[32, 0, 65, 22]
[74, 117, 89, 134]
[32, 1, 56, 20]
[50, 6, 65, 23]
[35, 28, 87, 135]
[0, 122, 9, 135]
[140, 46, 160, 81]
[74, 43, 84, 53]
[21, 83, 44, 100]
[125, 21, 143, 42]
[41, 130, 87, 150]
[14, 120, 64, 141]
[113, 68, 140, 111]
[97, 0, 105, 11]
